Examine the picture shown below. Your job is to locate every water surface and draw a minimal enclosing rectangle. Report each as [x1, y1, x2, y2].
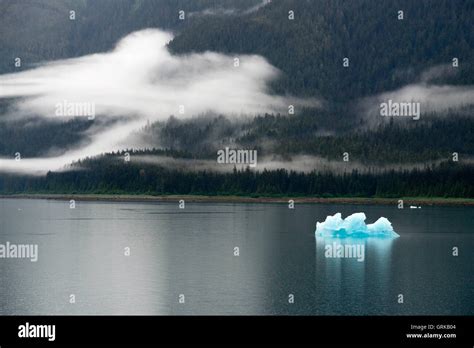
[0, 198, 472, 315]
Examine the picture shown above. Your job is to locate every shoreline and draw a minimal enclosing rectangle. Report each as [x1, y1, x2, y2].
[1, 194, 473, 206]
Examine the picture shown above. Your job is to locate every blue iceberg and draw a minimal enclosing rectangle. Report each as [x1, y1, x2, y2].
[315, 212, 399, 238]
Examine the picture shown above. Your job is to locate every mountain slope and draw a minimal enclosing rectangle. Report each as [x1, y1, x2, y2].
[169, 0, 474, 101]
[0, 0, 262, 73]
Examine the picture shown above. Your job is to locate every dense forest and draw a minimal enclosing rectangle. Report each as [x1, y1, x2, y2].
[142, 114, 474, 164]
[0, 0, 474, 163]
[2, 0, 473, 97]
[170, 0, 474, 100]
[0, 158, 472, 198]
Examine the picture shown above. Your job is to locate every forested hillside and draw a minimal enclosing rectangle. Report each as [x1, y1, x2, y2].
[0, 0, 473, 198]
[170, 0, 474, 100]
[3, 112, 471, 165]
[3, 0, 473, 98]
[139, 114, 474, 164]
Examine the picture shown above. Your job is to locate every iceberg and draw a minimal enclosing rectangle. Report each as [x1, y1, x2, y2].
[315, 213, 399, 238]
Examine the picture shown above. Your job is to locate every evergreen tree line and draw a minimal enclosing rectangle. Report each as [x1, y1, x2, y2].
[1, 161, 472, 198]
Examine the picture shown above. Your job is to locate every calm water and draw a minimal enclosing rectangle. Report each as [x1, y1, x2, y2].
[0, 198, 473, 315]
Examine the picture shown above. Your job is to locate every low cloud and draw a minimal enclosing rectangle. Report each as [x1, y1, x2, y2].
[359, 65, 474, 126]
[0, 28, 317, 174]
[110, 154, 462, 174]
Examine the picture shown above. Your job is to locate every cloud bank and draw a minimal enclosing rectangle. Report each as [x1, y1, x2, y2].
[0, 29, 317, 174]
[359, 64, 474, 125]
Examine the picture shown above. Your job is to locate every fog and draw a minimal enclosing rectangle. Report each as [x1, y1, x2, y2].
[130, 154, 456, 174]
[360, 65, 474, 125]
[0, 29, 316, 174]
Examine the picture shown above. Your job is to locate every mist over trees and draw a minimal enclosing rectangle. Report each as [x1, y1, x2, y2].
[170, 0, 474, 100]
[1, 159, 472, 198]
[2, 112, 471, 165]
[0, 0, 473, 197]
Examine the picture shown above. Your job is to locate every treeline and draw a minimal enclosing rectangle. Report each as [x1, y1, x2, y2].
[1, 162, 472, 198]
